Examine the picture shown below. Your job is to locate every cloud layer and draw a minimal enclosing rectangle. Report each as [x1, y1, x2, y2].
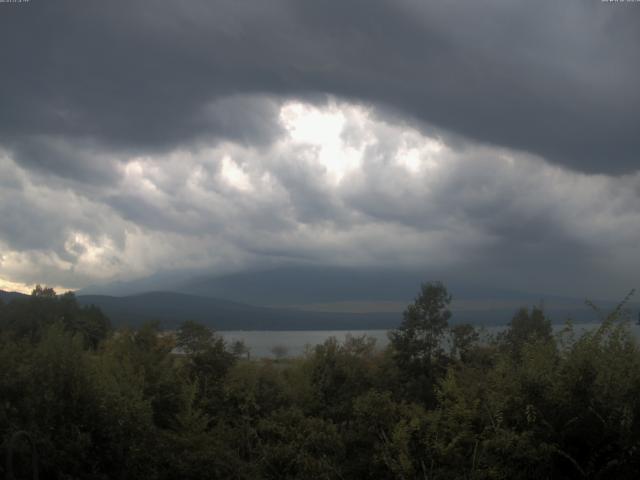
[0, 1, 638, 298]
[1, 98, 639, 298]
[1, 1, 639, 174]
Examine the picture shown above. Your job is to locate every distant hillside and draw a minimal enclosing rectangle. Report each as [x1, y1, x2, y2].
[78, 266, 537, 305]
[79, 267, 638, 319]
[0, 290, 27, 303]
[3, 288, 637, 330]
[76, 292, 399, 330]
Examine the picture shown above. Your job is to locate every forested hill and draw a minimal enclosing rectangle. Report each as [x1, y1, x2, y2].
[2, 282, 640, 478]
[0, 290, 499, 330]
[2, 289, 636, 330]
[0, 290, 27, 303]
[75, 291, 399, 330]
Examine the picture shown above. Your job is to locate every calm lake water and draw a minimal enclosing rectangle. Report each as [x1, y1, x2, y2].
[220, 330, 390, 358]
[219, 322, 640, 358]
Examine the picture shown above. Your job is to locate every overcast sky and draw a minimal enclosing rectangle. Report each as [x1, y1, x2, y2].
[0, 0, 639, 299]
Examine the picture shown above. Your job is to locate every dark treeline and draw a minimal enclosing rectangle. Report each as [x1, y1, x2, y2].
[1, 283, 639, 479]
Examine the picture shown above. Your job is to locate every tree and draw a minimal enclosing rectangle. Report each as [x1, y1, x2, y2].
[32, 284, 56, 298]
[310, 336, 381, 414]
[231, 339, 250, 359]
[390, 282, 451, 365]
[0, 287, 111, 347]
[450, 323, 479, 362]
[256, 407, 344, 479]
[389, 281, 452, 403]
[271, 344, 289, 360]
[176, 320, 215, 354]
[501, 306, 552, 356]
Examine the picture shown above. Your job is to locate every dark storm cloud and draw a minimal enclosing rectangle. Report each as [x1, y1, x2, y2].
[1, 0, 639, 175]
[1, 99, 639, 297]
[0, 159, 123, 255]
[4, 136, 121, 184]
[2, 0, 640, 298]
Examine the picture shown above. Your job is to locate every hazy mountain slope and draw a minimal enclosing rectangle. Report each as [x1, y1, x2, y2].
[0, 290, 27, 303]
[71, 290, 640, 330]
[76, 292, 399, 330]
[81, 266, 580, 306]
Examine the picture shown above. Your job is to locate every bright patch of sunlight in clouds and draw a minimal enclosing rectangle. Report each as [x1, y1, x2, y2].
[0, 277, 34, 294]
[280, 101, 368, 183]
[64, 232, 120, 276]
[2, 96, 640, 298]
[220, 155, 253, 191]
[395, 131, 445, 173]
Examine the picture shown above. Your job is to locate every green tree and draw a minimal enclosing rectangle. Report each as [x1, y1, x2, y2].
[306, 335, 379, 422]
[450, 323, 479, 362]
[0, 287, 111, 347]
[176, 320, 215, 354]
[500, 306, 552, 356]
[176, 321, 238, 415]
[389, 281, 452, 404]
[256, 407, 344, 479]
[350, 390, 429, 479]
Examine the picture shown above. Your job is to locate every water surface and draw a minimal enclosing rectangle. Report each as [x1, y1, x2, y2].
[220, 322, 639, 358]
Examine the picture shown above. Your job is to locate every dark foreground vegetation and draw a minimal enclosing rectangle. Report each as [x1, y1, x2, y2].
[1, 284, 639, 479]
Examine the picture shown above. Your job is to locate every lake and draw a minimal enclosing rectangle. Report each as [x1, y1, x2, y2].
[220, 329, 390, 358]
[219, 322, 640, 358]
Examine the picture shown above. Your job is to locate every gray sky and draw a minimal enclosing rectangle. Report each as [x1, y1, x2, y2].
[0, 0, 639, 299]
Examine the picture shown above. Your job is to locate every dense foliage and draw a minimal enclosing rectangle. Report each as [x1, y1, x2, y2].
[1, 284, 639, 479]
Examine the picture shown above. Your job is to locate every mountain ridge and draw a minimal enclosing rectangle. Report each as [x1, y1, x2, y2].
[3, 287, 638, 331]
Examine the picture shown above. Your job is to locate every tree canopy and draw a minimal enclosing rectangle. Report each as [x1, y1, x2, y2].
[1, 284, 640, 479]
